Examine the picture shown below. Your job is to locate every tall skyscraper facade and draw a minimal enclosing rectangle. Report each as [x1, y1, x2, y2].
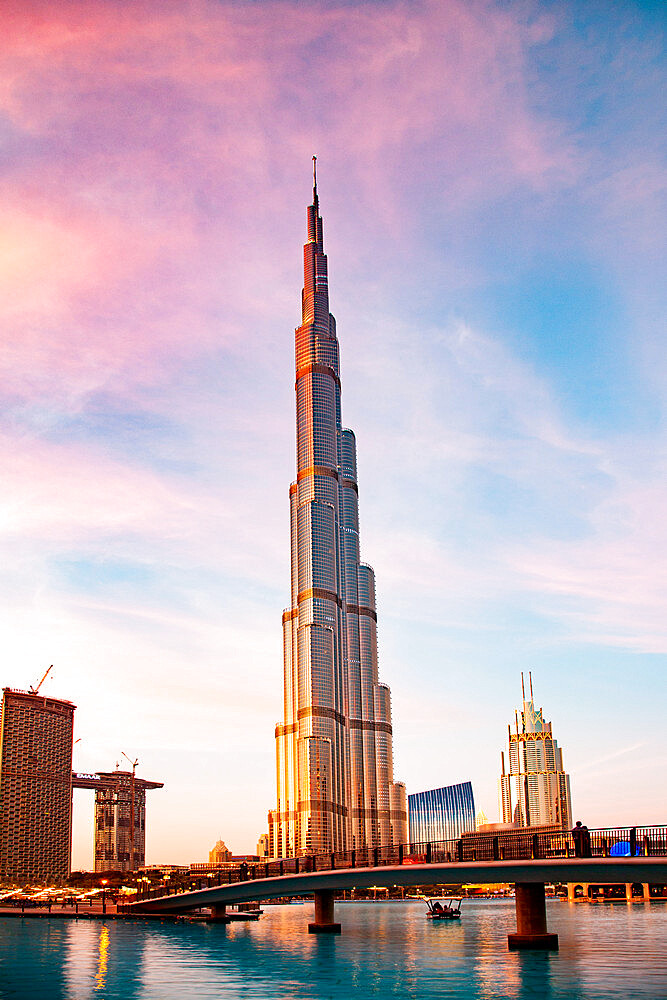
[0, 688, 75, 881]
[269, 164, 407, 858]
[499, 674, 572, 830]
[408, 782, 476, 845]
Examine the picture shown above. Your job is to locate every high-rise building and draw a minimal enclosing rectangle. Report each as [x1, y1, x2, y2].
[499, 673, 572, 830]
[81, 770, 163, 873]
[269, 162, 407, 857]
[0, 688, 75, 881]
[209, 839, 231, 864]
[256, 833, 270, 858]
[408, 782, 476, 844]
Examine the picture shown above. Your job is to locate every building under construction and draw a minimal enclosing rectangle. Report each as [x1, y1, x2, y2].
[73, 770, 163, 873]
[0, 687, 76, 882]
[0, 669, 163, 880]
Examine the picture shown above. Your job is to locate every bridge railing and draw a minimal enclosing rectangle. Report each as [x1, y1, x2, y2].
[128, 825, 667, 902]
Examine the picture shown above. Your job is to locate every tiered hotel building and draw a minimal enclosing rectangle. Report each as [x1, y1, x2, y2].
[269, 163, 407, 857]
[499, 673, 572, 830]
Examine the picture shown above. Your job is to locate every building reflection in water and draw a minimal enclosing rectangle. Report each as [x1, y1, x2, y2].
[95, 925, 109, 990]
[46, 899, 666, 998]
[62, 921, 100, 995]
[469, 901, 522, 998]
[63, 919, 148, 998]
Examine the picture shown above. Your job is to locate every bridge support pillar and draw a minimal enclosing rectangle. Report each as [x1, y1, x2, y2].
[308, 890, 341, 934]
[508, 883, 558, 950]
[208, 903, 229, 923]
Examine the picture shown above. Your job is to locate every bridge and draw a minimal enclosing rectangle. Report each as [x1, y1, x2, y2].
[124, 825, 667, 949]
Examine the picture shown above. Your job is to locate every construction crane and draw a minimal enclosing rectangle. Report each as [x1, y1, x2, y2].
[30, 665, 53, 695]
[122, 751, 139, 871]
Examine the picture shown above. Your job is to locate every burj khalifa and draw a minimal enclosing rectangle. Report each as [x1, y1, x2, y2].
[269, 162, 407, 858]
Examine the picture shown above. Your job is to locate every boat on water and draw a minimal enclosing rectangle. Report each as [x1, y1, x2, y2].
[425, 897, 462, 920]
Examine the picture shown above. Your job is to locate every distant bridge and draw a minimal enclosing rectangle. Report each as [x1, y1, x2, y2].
[124, 825, 667, 948]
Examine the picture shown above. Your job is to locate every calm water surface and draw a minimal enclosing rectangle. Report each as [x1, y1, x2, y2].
[0, 900, 665, 999]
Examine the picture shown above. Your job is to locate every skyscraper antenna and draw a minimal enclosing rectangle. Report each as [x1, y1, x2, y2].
[521, 671, 525, 700]
[312, 155, 318, 202]
[529, 671, 533, 700]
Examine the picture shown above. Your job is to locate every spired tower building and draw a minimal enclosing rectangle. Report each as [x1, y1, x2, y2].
[499, 673, 572, 831]
[269, 163, 407, 858]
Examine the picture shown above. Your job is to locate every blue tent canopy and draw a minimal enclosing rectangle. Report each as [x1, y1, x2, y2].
[609, 841, 641, 857]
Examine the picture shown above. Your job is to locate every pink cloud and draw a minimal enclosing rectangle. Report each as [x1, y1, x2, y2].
[0, 206, 197, 404]
[0, 430, 198, 543]
[0, 0, 592, 440]
[509, 473, 667, 654]
[0, 3, 580, 277]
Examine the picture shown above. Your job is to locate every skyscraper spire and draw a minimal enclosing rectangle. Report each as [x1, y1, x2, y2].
[269, 165, 407, 858]
[499, 677, 572, 830]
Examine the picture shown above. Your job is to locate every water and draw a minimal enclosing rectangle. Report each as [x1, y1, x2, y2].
[0, 900, 665, 999]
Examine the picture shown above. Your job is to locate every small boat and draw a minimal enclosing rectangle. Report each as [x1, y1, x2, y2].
[426, 897, 462, 920]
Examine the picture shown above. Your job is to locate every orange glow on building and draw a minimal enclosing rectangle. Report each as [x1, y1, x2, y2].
[269, 164, 407, 857]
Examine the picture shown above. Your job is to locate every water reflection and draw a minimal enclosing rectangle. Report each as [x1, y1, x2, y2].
[62, 918, 150, 999]
[0, 900, 664, 999]
[555, 899, 667, 999]
[94, 926, 109, 990]
[0, 919, 70, 999]
[82, 902, 546, 999]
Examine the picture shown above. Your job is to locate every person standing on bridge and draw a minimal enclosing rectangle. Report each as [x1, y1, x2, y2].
[572, 821, 591, 857]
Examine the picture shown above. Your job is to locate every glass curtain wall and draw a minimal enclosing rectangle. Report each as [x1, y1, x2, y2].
[270, 166, 407, 857]
[408, 782, 476, 845]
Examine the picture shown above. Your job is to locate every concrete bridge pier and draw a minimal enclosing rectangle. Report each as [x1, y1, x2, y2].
[308, 890, 341, 934]
[208, 903, 229, 923]
[508, 883, 558, 950]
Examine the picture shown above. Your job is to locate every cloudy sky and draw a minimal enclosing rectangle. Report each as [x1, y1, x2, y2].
[1, 0, 665, 868]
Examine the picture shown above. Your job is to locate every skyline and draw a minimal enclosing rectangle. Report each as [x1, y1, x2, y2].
[0, 0, 665, 869]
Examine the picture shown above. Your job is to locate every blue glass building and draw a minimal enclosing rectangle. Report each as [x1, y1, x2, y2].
[408, 782, 476, 845]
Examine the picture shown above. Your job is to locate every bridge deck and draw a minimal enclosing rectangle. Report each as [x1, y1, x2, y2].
[125, 858, 667, 914]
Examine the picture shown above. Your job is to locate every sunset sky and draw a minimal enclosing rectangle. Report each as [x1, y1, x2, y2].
[1, 0, 665, 869]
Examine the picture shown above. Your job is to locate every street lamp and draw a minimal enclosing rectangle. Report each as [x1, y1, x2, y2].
[101, 879, 108, 914]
